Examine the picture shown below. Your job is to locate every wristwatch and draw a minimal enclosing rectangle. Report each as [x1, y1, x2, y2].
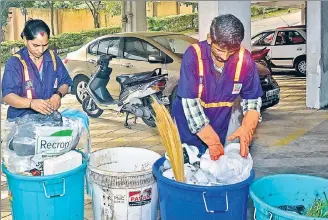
[55, 91, 63, 98]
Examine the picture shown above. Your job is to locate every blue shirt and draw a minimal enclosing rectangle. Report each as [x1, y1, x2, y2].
[2, 47, 73, 119]
[172, 41, 263, 147]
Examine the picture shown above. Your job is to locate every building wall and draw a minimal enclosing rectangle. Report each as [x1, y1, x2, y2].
[3, 2, 194, 41]
[306, 1, 321, 108]
[319, 1, 328, 107]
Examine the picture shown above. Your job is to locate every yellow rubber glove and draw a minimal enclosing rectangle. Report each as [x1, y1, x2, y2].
[197, 124, 224, 160]
[228, 110, 260, 158]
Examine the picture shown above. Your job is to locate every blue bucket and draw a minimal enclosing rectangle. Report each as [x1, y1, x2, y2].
[152, 157, 254, 220]
[250, 174, 328, 220]
[2, 151, 87, 220]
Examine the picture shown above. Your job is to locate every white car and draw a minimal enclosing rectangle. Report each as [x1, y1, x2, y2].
[251, 25, 306, 76]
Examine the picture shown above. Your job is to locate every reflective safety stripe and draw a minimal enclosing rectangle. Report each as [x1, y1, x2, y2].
[191, 44, 245, 108]
[199, 100, 234, 108]
[192, 44, 204, 98]
[13, 50, 57, 99]
[49, 50, 57, 72]
[13, 54, 33, 99]
[234, 47, 245, 82]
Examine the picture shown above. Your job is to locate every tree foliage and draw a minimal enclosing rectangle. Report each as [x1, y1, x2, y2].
[33, 1, 82, 9]
[104, 1, 121, 17]
[181, 2, 198, 13]
[85, 1, 102, 28]
[1, 1, 82, 27]
[1, 1, 34, 27]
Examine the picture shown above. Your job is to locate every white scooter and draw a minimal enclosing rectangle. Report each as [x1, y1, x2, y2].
[82, 54, 169, 128]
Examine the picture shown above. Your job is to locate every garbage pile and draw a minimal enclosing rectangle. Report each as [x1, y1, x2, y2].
[277, 193, 328, 218]
[162, 143, 253, 186]
[1, 109, 90, 176]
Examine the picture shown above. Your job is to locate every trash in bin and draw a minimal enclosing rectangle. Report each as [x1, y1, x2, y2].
[161, 143, 253, 186]
[2, 151, 87, 220]
[304, 193, 328, 218]
[277, 205, 306, 215]
[1, 109, 90, 175]
[153, 157, 255, 220]
[43, 150, 83, 175]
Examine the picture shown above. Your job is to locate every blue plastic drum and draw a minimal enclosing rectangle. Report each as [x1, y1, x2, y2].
[250, 174, 328, 220]
[152, 157, 254, 220]
[2, 151, 87, 220]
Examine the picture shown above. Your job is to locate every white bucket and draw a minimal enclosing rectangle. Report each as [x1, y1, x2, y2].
[88, 147, 161, 220]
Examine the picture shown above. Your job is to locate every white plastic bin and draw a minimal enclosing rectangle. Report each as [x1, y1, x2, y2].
[88, 147, 161, 220]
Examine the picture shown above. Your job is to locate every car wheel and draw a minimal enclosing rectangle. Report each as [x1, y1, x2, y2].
[295, 59, 306, 76]
[73, 76, 89, 104]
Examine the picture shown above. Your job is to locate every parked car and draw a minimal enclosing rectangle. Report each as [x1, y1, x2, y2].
[63, 32, 194, 104]
[63, 31, 279, 110]
[251, 26, 306, 76]
[257, 63, 280, 110]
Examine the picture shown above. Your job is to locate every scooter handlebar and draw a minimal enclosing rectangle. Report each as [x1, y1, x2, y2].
[97, 54, 117, 68]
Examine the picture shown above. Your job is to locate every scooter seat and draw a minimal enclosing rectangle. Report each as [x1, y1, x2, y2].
[116, 71, 155, 85]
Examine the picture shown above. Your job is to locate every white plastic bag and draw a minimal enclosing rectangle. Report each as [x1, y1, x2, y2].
[161, 143, 253, 186]
[163, 143, 200, 169]
[200, 143, 253, 185]
[1, 110, 90, 174]
[162, 164, 196, 182]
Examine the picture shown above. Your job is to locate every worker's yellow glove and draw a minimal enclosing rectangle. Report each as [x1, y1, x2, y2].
[228, 110, 260, 158]
[197, 124, 224, 160]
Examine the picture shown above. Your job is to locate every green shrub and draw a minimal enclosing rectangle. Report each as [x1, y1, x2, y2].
[0, 40, 25, 63]
[147, 17, 167, 31]
[147, 13, 198, 33]
[147, 7, 284, 33]
[0, 26, 121, 64]
[251, 6, 284, 16]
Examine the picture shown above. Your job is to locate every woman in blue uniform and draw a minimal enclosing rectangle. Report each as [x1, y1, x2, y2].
[172, 14, 263, 161]
[2, 19, 72, 119]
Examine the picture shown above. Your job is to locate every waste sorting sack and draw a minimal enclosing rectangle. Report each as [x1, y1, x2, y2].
[1, 110, 89, 174]
[201, 143, 253, 185]
[61, 108, 90, 156]
[61, 108, 92, 195]
[162, 143, 253, 186]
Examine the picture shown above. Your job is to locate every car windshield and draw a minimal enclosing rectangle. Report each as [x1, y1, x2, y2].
[252, 31, 276, 46]
[150, 35, 195, 58]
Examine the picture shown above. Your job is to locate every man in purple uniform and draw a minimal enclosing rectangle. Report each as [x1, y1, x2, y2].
[172, 14, 263, 160]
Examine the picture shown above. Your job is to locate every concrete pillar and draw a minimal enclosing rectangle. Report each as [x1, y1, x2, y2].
[301, 3, 306, 25]
[198, 1, 251, 50]
[198, 1, 252, 144]
[306, 1, 328, 109]
[124, 0, 147, 32]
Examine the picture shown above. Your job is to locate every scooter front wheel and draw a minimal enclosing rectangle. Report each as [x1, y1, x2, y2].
[82, 95, 104, 118]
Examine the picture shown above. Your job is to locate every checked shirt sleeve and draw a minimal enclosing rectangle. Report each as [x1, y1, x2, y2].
[241, 97, 263, 122]
[182, 98, 210, 134]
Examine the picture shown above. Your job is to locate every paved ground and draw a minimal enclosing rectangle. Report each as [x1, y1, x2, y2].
[251, 10, 302, 35]
[1, 70, 327, 219]
[188, 10, 301, 39]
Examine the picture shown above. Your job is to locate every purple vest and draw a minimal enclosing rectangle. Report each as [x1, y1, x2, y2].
[172, 41, 262, 148]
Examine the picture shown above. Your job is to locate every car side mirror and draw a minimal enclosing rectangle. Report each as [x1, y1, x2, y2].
[148, 55, 164, 63]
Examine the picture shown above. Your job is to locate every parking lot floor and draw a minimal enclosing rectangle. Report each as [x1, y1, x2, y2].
[1, 73, 327, 219]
